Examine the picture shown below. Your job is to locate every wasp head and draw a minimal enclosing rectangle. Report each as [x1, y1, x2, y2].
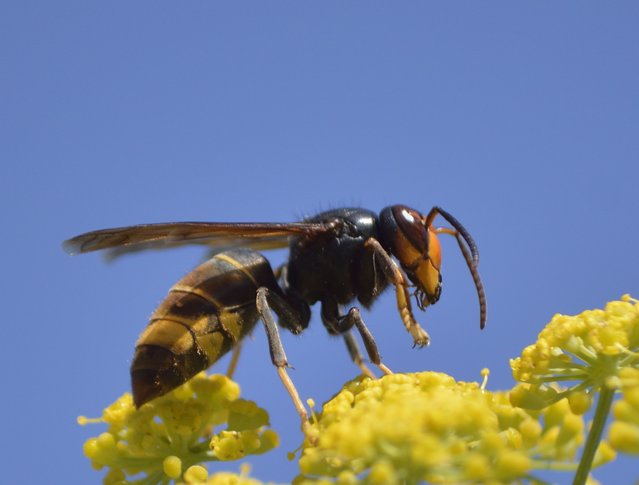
[379, 205, 442, 309]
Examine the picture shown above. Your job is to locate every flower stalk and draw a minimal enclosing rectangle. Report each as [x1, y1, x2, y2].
[572, 385, 616, 485]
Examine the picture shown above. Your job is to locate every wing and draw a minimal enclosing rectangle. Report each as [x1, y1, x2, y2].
[63, 221, 334, 257]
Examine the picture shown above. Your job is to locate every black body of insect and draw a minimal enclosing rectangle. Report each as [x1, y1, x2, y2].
[63, 205, 487, 429]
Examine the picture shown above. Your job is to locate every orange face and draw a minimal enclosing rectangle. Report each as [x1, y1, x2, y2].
[383, 206, 443, 308]
[417, 229, 442, 302]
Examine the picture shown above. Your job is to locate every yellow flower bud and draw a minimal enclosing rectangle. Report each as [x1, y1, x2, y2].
[462, 453, 490, 480]
[609, 422, 639, 454]
[494, 450, 531, 480]
[368, 461, 398, 485]
[83, 438, 100, 459]
[162, 455, 182, 479]
[183, 464, 208, 483]
[519, 418, 542, 446]
[336, 470, 358, 485]
[568, 391, 592, 415]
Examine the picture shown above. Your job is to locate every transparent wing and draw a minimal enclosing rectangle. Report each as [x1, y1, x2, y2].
[63, 221, 333, 257]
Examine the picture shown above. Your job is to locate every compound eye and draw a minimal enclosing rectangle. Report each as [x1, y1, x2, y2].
[392, 206, 428, 253]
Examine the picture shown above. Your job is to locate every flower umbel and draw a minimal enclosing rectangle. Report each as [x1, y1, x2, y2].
[509, 296, 638, 485]
[296, 371, 590, 484]
[510, 295, 639, 407]
[79, 373, 278, 484]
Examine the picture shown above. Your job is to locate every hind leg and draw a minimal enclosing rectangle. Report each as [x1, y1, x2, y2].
[256, 287, 310, 433]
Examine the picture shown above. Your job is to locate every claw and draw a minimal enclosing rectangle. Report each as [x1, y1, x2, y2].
[410, 325, 430, 348]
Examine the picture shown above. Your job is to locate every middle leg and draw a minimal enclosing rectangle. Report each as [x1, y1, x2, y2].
[342, 331, 376, 379]
[321, 298, 392, 376]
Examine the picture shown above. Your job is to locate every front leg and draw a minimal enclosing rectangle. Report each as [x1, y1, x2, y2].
[364, 238, 430, 347]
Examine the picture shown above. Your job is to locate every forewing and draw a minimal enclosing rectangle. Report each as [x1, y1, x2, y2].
[63, 221, 331, 256]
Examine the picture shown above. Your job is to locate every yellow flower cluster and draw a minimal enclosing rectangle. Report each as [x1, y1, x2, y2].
[79, 297, 636, 484]
[508, 296, 639, 484]
[510, 296, 639, 406]
[79, 373, 278, 484]
[295, 371, 591, 484]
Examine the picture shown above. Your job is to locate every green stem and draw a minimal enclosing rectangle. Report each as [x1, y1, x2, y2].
[572, 386, 615, 485]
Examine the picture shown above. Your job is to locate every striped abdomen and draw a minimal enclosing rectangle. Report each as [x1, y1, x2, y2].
[131, 249, 281, 407]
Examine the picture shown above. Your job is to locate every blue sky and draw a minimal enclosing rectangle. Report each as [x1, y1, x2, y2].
[2, 2, 638, 483]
